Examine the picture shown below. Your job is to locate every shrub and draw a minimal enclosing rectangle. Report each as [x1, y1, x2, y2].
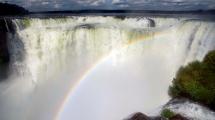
[203, 50, 215, 72]
[161, 109, 175, 118]
[22, 19, 31, 28]
[169, 50, 215, 110]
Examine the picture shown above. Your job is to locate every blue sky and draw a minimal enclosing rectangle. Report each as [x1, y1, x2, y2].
[1, 0, 215, 12]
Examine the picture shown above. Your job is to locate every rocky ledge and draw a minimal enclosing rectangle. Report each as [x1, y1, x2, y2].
[0, 17, 15, 79]
[125, 98, 215, 120]
[0, 2, 28, 75]
[125, 112, 188, 120]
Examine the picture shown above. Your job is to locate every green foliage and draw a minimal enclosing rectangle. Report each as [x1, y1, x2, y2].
[169, 50, 215, 109]
[161, 109, 175, 118]
[203, 50, 215, 70]
[22, 19, 31, 28]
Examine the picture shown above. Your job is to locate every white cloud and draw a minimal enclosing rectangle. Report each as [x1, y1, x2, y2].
[3, 0, 215, 11]
[42, 2, 49, 5]
[112, 0, 122, 4]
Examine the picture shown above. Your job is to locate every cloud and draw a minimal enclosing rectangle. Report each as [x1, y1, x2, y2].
[42, 2, 49, 5]
[2, 0, 215, 11]
[112, 0, 122, 4]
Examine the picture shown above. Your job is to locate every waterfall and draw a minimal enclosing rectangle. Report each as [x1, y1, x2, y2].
[0, 16, 215, 120]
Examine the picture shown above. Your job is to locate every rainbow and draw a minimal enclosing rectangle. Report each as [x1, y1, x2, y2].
[54, 25, 174, 120]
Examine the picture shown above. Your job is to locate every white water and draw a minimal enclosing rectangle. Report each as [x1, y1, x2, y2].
[0, 16, 215, 120]
[164, 99, 215, 120]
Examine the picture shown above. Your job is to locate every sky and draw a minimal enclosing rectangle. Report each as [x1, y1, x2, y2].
[1, 0, 215, 12]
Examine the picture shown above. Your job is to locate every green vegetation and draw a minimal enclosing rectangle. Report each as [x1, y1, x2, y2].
[169, 50, 215, 110]
[22, 19, 31, 28]
[161, 109, 175, 119]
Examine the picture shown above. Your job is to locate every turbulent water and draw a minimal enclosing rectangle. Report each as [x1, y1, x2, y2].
[164, 99, 215, 120]
[0, 16, 215, 120]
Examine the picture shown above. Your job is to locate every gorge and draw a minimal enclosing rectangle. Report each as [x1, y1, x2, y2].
[0, 15, 214, 120]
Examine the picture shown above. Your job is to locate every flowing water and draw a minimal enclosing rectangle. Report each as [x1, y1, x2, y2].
[0, 16, 215, 120]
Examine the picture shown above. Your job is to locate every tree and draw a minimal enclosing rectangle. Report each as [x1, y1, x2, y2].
[169, 50, 215, 110]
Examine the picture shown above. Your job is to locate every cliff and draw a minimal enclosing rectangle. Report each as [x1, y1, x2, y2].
[0, 2, 28, 16]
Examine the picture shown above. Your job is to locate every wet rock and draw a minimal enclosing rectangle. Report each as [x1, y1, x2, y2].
[147, 18, 155, 27]
[126, 112, 165, 120]
[0, 19, 10, 64]
[0, 19, 10, 80]
[0, 32, 9, 63]
[126, 112, 151, 120]
[125, 112, 189, 120]
[170, 114, 189, 120]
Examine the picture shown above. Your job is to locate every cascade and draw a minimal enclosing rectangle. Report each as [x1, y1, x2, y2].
[0, 16, 214, 120]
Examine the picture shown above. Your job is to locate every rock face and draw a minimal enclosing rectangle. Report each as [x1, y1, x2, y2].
[147, 18, 155, 27]
[170, 114, 189, 120]
[126, 112, 152, 120]
[125, 112, 189, 120]
[0, 20, 9, 63]
[0, 32, 9, 62]
[0, 19, 11, 80]
[0, 3, 28, 16]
